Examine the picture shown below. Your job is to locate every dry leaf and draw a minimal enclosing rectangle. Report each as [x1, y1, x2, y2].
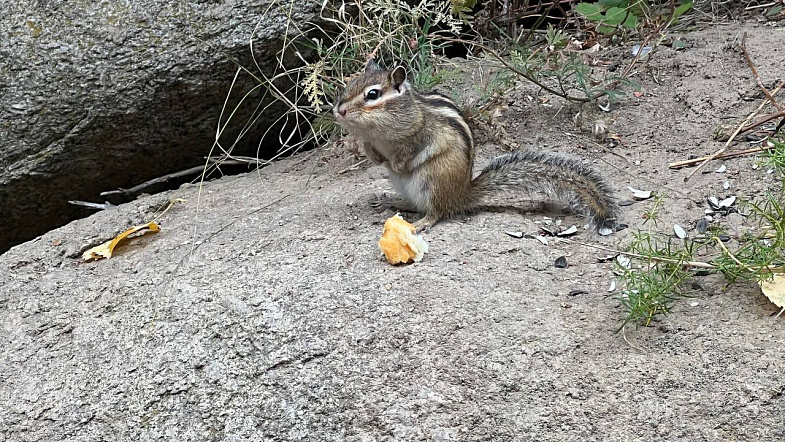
[378, 214, 428, 265]
[759, 273, 785, 309]
[82, 222, 160, 261]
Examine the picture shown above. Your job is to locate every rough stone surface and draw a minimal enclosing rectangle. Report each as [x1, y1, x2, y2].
[0, 0, 322, 253]
[1, 22, 785, 442]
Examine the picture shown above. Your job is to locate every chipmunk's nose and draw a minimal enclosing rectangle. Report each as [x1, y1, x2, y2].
[337, 104, 347, 116]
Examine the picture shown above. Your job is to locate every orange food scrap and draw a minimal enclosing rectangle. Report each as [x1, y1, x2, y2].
[82, 222, 160, 261]
[378, 214, 429, 265]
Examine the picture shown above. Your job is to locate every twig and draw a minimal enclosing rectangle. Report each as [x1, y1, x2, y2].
[554, 238, 717, 269]
[619, 0, 676, 80]
[151, 198, 187, 223]
[517, 1, 556, 45]
[99, 159, 251, 201]
[733, 109, 785, 134]
[715, 237, 756, 273]
[668, 145, 774, 169]
[442, 37, 593, 103]
[740, 32, 783, 112]
[745, 2, 779, 11]
[68, 200, 116, 210]
[555, 238, 785, 274]
[337, 159, 368, 174]
[451, 0, 680, 106]
[590, 140, 630, 163]
[621, 326, 644, 351]
[684, 77, 785, 181]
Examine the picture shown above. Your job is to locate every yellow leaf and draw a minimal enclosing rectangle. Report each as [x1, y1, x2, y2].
[378, 214, 429, 265]
[82, 222, 160, 261]
[759, 273, 785, 309]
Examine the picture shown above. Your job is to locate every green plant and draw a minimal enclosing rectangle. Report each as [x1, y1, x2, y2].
[228, 0, 664, 165]
[641, 192, 667, 225]
[574, 0, 694, 35]
[469, 69, 517, 118]
[616, 140, 785, 329]
[616, 232, 696, 329]
[762, 138, 785, 177]
[245, 0, 474, 161]
[496, 36, 640, 103]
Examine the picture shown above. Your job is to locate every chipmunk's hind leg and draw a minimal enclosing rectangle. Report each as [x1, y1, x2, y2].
[413, 214, 441, 232]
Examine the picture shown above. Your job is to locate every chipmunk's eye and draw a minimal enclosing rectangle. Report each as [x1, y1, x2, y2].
[365, 89, 381, 100]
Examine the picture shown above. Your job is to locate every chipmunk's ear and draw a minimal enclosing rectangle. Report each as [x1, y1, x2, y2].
[390, 66, 407, 89]
[364, 58, 379, 72]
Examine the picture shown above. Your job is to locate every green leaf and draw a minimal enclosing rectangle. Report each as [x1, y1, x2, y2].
[766, 5, 783, 16]
[599, 0, 626, 6]
[673, 1, 693, 19]
[575, 3, 603, 20]
[597, 24, 616, 34]
[604, 6, 627, 25]
[622, 12, 638, 29]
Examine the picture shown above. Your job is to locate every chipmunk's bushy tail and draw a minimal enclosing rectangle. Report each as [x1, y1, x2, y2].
[469, 150, 619, 232]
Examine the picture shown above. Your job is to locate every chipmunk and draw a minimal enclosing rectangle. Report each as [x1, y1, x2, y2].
[334, 60, 620, 233]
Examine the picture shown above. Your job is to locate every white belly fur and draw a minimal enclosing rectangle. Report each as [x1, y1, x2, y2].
[387, 170, 429, 212]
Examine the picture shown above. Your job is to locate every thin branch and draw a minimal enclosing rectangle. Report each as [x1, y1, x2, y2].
[740, 32, 783, 112]
[555, 238, 785, 274]
[745, 2, 778, 10]
[715, 237, 755, 274]
[735, 109, 785, 134]
[619, 0, 676, 80]
[684, 78, 785, 181]
[554, 238, 717, 269]
[443, 37, 593, 103]
[337, 158, 368, 174]
[669, 145, 775, 169]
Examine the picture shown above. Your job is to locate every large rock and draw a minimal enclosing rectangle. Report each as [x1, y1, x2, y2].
[0, 0, 323, 253]
[0, 148, 783, 441]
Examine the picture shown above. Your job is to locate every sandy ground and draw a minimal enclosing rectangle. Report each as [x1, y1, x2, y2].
[1, 22, 784, 441]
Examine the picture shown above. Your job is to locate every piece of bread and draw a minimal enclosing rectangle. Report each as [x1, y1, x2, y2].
[378, 214, 429, 265]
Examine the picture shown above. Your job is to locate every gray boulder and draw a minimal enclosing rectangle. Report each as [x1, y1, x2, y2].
[0, 0, 322, 253]
[1, 150, 783, 441]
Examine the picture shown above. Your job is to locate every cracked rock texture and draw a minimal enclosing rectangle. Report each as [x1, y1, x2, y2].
[0, 0, 321, 253]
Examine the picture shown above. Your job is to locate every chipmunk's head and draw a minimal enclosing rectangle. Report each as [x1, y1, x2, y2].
[333, 60, 414, 134]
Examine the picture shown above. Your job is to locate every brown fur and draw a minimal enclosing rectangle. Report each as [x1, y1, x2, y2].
[333, 64, 619, 232]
